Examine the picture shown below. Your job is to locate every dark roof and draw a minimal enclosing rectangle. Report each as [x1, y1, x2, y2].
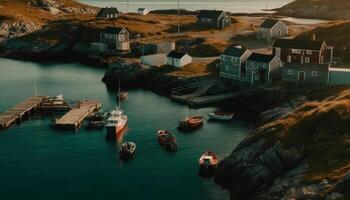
[102, 27, 125, 34]
[284, 63, 330, 71]
[222, 46, 248, 57]
[248, 53, 276, 63]
[260, 19, 279, 28]
[167, 51, 187, 59]
[273, 39, 324, 50]
[197, 10, 224, 19]
[138, 8, 146, 11]
[97, 7, 119, 17]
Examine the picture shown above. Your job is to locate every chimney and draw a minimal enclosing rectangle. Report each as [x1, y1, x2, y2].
[311, 34, 316, 41]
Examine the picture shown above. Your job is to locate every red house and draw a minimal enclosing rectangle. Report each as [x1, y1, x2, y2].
[272, 39, 333, 65]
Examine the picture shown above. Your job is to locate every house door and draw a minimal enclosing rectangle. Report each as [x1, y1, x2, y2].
[259, 71, 266, 84]
[298, 71, 305, 81]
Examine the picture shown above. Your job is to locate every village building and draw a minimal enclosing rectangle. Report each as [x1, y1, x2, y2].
[137, 8, 149, 15]
[166, 51, 192, 68]
[141, 54, 167, 67]
[219, 46, 252, 85]
[282, 63, 330, 85]
[246, 53, 282, 86]
[328, 67, 350, 85]
[136, 42, 175, 56]
[256, 19, 288, 42]
[96, 7, 119, 19]
[196, 10, 231, 29]
[99, 27, 130, 51]
[272, 38, 333, 65]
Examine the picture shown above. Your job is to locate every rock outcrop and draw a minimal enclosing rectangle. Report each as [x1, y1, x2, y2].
[0, 20, 40, 42]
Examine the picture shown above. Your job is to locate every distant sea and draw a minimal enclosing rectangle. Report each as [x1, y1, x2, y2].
[79, 0, 293, 13]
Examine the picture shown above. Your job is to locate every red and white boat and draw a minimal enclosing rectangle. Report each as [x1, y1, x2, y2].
[208, 111, 234, 121]
[199, 150, 219, 169]
[105, 107, 128, 135]
[178, 116, 204, 131]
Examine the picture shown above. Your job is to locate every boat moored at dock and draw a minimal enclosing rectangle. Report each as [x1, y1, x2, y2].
[117, 91, 128, 100]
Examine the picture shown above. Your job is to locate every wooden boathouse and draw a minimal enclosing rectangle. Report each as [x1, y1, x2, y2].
[0, 96, 47, 130]
[54, 100, 101, 131]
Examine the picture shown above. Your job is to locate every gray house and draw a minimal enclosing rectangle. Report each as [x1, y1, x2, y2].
[257, 19, 288, 42]
[99, 27, 130, 51]
[196, 10, 231, 29]
[97, 7, 119, 19]
[282, 63, 330, 85]
[246, 53, 282, 86]
[220, 46, 252, 85]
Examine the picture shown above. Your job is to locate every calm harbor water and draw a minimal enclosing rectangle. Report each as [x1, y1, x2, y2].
[79, 0, 293, 13]
[0, 58, 251, 200]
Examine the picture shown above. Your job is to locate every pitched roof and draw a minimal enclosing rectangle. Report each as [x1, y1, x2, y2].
[97, 7, 119, 17]
[273, 39, 324, 50]
[167, 51, 187, 59]
[197, 10, 224, 19]
[260, 19, 280, 28]
[222, 46, 248, 57]
[138, 8, 147, 11]
[248, 53, 276, 63]
[102, 27, 125, 34]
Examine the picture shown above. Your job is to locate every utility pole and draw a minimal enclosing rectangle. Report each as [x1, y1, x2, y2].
[177, 0, 180, 35]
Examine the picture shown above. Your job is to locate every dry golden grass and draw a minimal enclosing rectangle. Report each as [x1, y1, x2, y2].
[167, 59, 219, 78]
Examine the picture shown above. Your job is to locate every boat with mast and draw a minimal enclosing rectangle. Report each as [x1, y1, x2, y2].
[105, 80, 128, 135]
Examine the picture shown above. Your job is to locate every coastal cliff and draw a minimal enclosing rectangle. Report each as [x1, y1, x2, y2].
[277, 0, 350, 19]
[215, 88, 350, 200]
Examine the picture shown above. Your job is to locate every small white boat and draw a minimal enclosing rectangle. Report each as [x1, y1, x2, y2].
[208, 111, 234, 121]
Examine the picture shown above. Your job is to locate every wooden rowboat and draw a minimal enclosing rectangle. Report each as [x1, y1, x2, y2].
[178, 116, 204, 131]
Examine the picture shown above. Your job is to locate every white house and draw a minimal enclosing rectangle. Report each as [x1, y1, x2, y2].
[141, 54, 166, 67]
[166, 51, 192, 68]
[257, 19, 288, 42]
[137, 8, 149, 15]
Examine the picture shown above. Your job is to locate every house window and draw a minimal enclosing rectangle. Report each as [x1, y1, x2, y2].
[305, 57, 310, 63]
[225, 65, 229, 71]
[306, 50, 313, 55]
[291, 49, 301, 54]
[287, 56, 292, 63]
[263, 63, 267, 68]
[119, 35, 125, 41]
[312, 71, 318, 76]
[287, 69, 293, 75]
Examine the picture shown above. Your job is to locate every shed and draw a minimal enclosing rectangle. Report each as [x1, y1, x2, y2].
[166, 51, 192, 68]
[97, 7, 119, 19]
[137, 8, 149, 15]
[141, 54, 167, 67]
[329, 67, 350, 85]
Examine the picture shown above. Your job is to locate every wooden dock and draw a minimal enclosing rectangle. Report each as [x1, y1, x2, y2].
[54, 100, 101, 131]
[0, 96, 47, 130]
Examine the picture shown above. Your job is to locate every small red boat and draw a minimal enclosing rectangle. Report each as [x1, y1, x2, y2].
[178, 116, 204, 131]
[157, 130, 177, 152]
[199, 150, 219, 169]
[117, 91, 128, 100]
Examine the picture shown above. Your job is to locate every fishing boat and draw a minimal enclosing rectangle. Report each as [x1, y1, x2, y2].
[105, 80, 128, 135]
[40, 94, 70, 111]
[208, 111, 234, 121]
[199, 150, 219, 169]
[178, 116, 204, 132]
[157, 130, 177, 152]
[120, 141, 136, 159]
[117, 91, 128, 100]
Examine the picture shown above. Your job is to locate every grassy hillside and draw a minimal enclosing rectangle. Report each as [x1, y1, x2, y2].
[277, 0, 350, 19]
[251, 87, 350, 197]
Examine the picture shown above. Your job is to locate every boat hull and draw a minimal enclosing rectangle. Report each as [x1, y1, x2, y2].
[208, 113, 234, 121]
